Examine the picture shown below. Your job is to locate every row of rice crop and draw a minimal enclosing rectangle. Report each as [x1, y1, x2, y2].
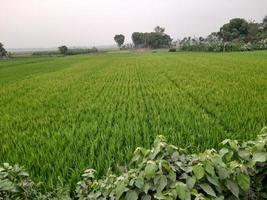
[0, 51, 266, 192]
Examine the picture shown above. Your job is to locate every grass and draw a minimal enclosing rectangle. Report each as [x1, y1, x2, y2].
[0, 51, 266, 191]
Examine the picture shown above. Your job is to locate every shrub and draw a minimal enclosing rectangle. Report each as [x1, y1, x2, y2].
[76, 128, 267, 199]
[169, 48, 177, 52]
[1, 128, 266, 199]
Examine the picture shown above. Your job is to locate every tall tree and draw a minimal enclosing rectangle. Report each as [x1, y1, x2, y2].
[114, 34, 125, 48]
[58, 46, 68, 55]
[132, 27, 172, 49]
[0, 43, 7, 58]
[247, 22, 261, 42]
[219, 18, 249, 42]
[132, 32, 145, 48]
[154, 26, 165, 35]
[263, 15, 267, 32]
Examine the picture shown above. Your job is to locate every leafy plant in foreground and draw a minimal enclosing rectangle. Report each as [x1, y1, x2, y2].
[1, 128, 266, 199]
[76, 128, 267, 200]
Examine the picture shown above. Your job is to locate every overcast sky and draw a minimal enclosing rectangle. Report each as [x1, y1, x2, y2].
[1, 0, 266, 49]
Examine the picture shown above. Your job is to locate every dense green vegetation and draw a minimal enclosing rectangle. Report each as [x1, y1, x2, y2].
[0, 43, 8, 59]
[1, 130, 267, 199]
[179, 16, 267, 52]
[76, 130, 267, 199]
[0, 51, 266, 194]
[132, 26, 172, 49]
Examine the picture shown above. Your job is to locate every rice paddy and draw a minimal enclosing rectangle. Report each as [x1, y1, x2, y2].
[0, 51, 266, 190]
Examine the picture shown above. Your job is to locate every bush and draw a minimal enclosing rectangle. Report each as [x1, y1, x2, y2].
[179, 41, 267, 52]
[65, 48, 98, 55]
[77, 128, 267, 199]
[169, 48, 177, 52]
[1, 128, 267, 199]
[32, 51, 61, 56]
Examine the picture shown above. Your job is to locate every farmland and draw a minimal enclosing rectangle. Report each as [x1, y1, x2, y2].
[0, 51, 266, 191]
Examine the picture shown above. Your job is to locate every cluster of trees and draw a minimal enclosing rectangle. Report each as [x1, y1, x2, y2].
[114, 26, 172, 49]
[219, 17, 267, 43]
[179, 16, 267, 52]
[57, 46, 98, 56]
[113, 17, 267, 52]
[0, 43, 8, 59]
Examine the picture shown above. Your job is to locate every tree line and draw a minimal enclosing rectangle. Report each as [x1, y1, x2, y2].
[114, 26, 172, 49]
[176, 16, 267, 52]
[114, 16, 267, 52]
[1, 15, 267, 59]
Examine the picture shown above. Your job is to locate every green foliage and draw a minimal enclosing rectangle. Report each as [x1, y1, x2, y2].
[65, 47, 98, 55]
[0, 43, 8, 58]
[114, 35, 125, 48]
[219, 18, 249, 42]
[32, 51, 61, 56]
[263, 15, 267, 32]
[76, 128, 267, 199]
[33, 48, 98, 56]
[1, 129, 266, 199]
[132, 26, 172, 48]
[0, 52, 266, 193]
[168, 48, 176, 52]
[179, 16, 267, 52]
[58, 45, 68, 55]
[0, 163, 35, 199]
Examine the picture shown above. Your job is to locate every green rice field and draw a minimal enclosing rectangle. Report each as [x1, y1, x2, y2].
[0, 51, 266, 190]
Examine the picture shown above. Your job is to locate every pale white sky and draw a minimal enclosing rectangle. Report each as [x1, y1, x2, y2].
[0, 0, 266, 48]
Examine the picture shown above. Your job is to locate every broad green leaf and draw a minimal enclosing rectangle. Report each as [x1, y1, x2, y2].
[219, 148, 229, 156]
[144, 161, 157, 179]
[18, 171, 29, 177]
[125, 190, 138, 200]
[204, 162, 215, 176]
[171, 151, 179, 161]
[207, 175, 220, 187]
[168, 170, 176, 182]
[176, 182, 191, 200]
[237, 173, 250, 191]
[193, 165, 205, 180]
[199, 183, 216, 197]
[135, 176, 144, 189]
[155, 175, 167, 192]
[252, 152, 267, 163]
[154, 192, 165, 200]
[255, 141, 265, 151]
[143, 183, 152, 194]
[225, 180, 239, 198]
[229, 140, 238, 150]
[186, 176, 196, 190]
[116, 181, 126, 198]
[217, 167, 229, 180]
[238, 150, 250, 160]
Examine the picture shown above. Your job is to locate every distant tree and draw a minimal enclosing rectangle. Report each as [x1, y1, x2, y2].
[247, 22, 261, 42]
[0, 43, 7, 58]
[219, 18, 249, 42]
[154, 26, 165, 35]
[148, 32, 172, 48]
[114, 34, 125, 48]
[132, 32, 145, 48]
[58, 46, 68, 55]
[206, 32, 221, 43]
[132, 27, 172, 49]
